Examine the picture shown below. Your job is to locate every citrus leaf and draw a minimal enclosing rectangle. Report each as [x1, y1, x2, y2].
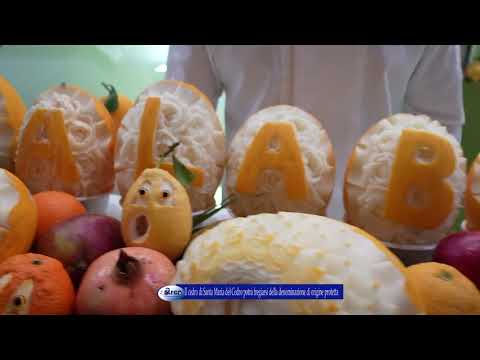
[102, 82, 119, 113]
[173, 153, 195, 188]
[192, 194, 236, 230]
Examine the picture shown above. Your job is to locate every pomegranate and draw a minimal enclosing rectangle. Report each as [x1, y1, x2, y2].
[433, 231, 480, 290]
[75, 247, 176, 315]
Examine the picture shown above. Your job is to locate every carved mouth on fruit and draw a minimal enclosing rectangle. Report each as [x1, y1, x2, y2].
[130, 214, 150, 243]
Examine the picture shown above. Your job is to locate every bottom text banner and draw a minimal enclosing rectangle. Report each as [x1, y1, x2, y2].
[158, 284, 344, 301]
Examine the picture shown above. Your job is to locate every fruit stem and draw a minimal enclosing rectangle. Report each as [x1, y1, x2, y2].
[157, 142, 181, 165]
[102, 82, 119, 113]
[115, 249, 140, 285]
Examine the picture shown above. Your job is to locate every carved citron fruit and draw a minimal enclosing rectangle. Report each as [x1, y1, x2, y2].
[344, 113, 466, 246]
[0, 75, 27, 171]
[15, 83, 115, 198]
[121, 168, 192, 261]
[226, 105, 335, 217]
[172, 212, 420, 315]
[0, 169, 37, 264]
[115, 80, 225, 212]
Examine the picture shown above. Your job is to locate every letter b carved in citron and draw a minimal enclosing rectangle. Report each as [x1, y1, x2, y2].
[384, 128, 456, 229]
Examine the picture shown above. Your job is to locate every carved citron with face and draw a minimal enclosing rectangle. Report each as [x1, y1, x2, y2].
[121, 168, 192, 261]
[0, 253, 75, 315]
[0, 169, 37, 264]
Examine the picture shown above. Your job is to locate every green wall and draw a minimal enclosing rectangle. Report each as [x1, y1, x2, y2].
[457, 53, 480, 231]
[463, 44, 480, 166]
[463, 82, 480, 165]
[0, 45, 170, 106]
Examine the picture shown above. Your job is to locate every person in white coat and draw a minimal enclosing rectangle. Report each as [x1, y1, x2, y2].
[166, 45, 465, 221]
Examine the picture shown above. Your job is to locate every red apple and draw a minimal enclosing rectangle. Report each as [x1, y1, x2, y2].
[433, 231, 480, 290]
[35, 214, 124, 287]
[75, 247, 175, 315]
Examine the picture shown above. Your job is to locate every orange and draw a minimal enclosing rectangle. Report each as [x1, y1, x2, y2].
[33, 191, 86, 238]
[0, 169, 38, 263]
[0, 253, 75, 315]
[405, 262, 480, 315]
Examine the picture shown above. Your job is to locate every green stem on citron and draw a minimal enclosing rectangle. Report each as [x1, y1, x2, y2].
[102, 82, 119, 113]
[192, 194, 236, 232]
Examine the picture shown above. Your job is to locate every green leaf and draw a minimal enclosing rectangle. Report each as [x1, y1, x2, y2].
[102, 82, 119, 113]
[192, 194, 236, 230]
[173, 153, 195, 188]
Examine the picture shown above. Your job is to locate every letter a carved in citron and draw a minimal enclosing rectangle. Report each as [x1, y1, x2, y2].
[16, 109, 80, 186]
[236, 122, 307, 200]
[384, 128, 456, 229]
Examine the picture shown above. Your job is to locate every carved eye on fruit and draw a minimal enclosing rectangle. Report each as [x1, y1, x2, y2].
[3, 278, 35, 315]
[13, 295, 26, 307]
[158, 181, 174, 206]
[138, 181, 152, 197]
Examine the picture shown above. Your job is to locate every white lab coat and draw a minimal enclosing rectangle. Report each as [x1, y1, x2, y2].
[166, 45, 465, 221]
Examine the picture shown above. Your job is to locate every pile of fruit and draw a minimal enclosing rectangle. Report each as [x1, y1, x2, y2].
[1, 74, 480, 315]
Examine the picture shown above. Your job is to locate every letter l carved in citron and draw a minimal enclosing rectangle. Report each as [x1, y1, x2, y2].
[135, 97, 204, 187]
[136, 97, 160, 178]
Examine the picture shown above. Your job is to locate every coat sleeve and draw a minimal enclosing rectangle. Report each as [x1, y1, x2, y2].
[404, 45, 465, 141]
[166, 45, 223, 108]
